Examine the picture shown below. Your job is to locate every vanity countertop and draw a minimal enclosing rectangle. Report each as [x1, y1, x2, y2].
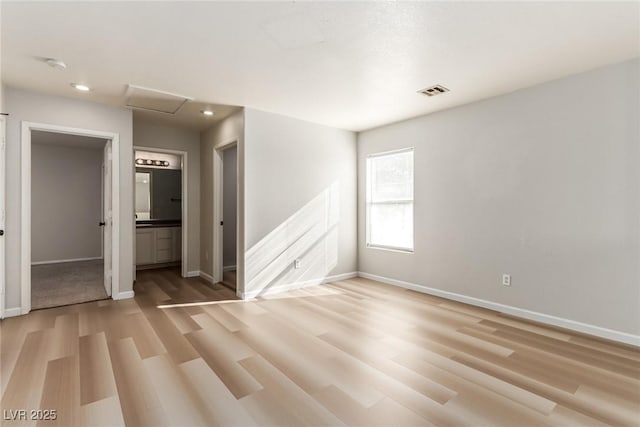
[136, 220, 181, 229]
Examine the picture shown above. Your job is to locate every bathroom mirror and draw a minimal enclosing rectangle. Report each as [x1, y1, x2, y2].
[135, 168, 182, 221]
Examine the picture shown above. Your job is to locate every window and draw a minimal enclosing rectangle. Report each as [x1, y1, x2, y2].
[366, 148, 414, 252]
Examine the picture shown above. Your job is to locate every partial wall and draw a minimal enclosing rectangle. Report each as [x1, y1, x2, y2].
[200, 110, 244, 281]
[358, 58, 640, 337]
[243, 108, 357, 297]
[133, 122, 201, 274]
[32, 142, 103, 263]
[4, 87, 133, 308]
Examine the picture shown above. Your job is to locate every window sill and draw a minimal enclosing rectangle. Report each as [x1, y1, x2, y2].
[366, 244, 414, 254]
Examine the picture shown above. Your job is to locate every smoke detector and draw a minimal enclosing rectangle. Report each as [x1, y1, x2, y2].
[418, 84, 450, 97]
[45, 58, 67, 70]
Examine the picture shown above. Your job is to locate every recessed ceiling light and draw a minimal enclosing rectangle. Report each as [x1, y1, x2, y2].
[201, 109, 215, 116]
[45, 58, 67, 70]
[71, 83, 91, 92]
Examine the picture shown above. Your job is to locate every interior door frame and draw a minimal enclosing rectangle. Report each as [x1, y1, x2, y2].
[133, 146, 188, 278]
[20, 122, 120, 314]
[213, 140, 239, 290]
[0, 116, 6, 319]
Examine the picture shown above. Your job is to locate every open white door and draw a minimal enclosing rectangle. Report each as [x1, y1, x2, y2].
[103, 140, 113, 297]
[0, 117, 6, 318]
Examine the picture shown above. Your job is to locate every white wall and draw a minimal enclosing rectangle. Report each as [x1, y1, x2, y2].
[4, 87, 134, 309]
[200, 110, 244, 279]
[358, 58, 640, 336]
[243, 108, 357, 297]
[32, 142, 103, 263]
[223, 146, 237, 268]
[133, 122, 201, 274]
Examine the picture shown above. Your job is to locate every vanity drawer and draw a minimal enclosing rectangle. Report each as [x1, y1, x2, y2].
[156, 249, 172, 263]
[156, 228, 173, 239]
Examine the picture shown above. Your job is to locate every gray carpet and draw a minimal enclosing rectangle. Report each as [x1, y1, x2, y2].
[31, 259, 108, 309]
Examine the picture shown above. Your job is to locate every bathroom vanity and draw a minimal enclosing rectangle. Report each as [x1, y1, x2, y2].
[136, 222, 181, 267]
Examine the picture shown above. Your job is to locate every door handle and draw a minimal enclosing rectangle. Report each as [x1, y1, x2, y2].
[99, 222, 106, 227]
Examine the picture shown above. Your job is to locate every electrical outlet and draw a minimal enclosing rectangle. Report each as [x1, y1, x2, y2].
[502, 274, 511, 286]
[294, 259, 301, 269]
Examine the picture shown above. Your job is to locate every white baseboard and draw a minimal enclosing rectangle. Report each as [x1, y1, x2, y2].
[136, 261, 180, 271]
[199, 271, 215, 284]
[32, 256, 103, 266]
[113, 291, 135, 300]
[240, 271, 358, 300]
[2, 307, 22, 318]
[186, 271, 200, 278]
[223, 265, 237, 272]
[358, 272, 640, 347]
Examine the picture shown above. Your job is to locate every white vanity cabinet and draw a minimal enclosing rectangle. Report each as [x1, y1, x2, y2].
[136, 226, 181, 266]
[135, 229, 155, 265]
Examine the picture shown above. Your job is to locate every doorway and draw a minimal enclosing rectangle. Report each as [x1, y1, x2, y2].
[31, 131, 109, 309]
[20, 123, 120, 313]
[221, 145, 237, 289]
[0, 116, 6, 318]
[213, 142, 238, 291]
[133, 147, 188, 278]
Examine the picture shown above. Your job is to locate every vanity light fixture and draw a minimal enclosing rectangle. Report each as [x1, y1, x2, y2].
[135, 158, 170, 167]
[71, 83, 91, 92]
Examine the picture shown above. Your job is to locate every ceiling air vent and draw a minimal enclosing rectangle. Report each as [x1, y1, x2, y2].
[125, 84, 193, 114]
[418, 84, 450, 97]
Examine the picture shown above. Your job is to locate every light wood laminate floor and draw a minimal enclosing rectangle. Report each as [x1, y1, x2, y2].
[222, 270, 237, 291]
[1, 268, 639, 426]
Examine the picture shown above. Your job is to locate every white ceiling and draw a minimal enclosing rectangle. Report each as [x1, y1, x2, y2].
[2, 2, 639, 132]
[32, 130, 107, 150]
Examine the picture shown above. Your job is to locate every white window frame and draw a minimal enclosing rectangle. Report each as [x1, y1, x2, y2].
[365, 147, 414, 253]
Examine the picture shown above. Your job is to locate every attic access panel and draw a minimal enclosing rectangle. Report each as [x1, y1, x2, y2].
[125, 84, 193, 114]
